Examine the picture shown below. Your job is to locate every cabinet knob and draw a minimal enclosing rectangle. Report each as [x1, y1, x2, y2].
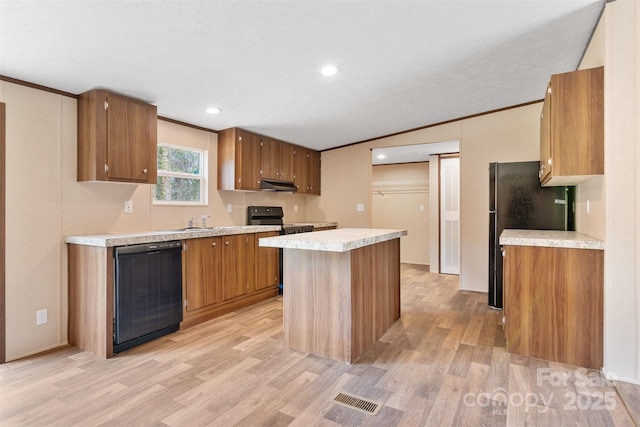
[143, 169, 148, 174]
[212, 242, 216, 247]
[225, 241, 229, 246]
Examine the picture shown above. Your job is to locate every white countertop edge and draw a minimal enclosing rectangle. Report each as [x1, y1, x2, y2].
[259, 228, 407, 252]
[65, 225, 282, 247]
[499, 229, 604, 250]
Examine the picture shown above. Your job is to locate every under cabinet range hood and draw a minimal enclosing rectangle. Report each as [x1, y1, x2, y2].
[261, 178, 298, 192]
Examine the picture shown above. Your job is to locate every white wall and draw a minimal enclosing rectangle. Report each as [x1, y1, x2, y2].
[372, 163, 429, 265]
[3, 84, 66, 359]
[600, 0, 640, 384]
[1, 82, 313, 361]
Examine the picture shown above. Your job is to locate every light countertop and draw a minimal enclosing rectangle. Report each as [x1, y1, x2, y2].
[65, 225, 281, 247]
[259, 228, 407, 253]
[499, 229, 604, 250]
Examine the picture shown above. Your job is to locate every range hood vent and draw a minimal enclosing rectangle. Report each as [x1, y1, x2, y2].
[261, 179, 298, 192]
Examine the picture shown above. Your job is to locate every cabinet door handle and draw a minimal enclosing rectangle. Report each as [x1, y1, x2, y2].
[143, 168, 148, 174]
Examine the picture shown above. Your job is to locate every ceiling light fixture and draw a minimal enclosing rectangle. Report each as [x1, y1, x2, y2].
[377, 154, 386, 159]
[321, 65, 339, 77]
[206, 107, 222, 114]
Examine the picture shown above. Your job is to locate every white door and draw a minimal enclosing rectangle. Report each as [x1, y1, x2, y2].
[440, 157, 460, 274]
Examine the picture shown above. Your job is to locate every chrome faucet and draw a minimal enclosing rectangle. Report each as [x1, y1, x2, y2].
[188, 214, 211, 228]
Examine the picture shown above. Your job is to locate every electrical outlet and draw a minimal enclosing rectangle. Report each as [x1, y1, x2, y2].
[36, 309, 48, 326]
[124, 200, 133, 214]
[419, 204, 425, 212]
[294, 205, 298, 213]
[227, 203, 233, 213]
[356, 203, 364, 212]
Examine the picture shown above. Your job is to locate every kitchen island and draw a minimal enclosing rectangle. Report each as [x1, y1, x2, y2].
[259, 228, 407, 363]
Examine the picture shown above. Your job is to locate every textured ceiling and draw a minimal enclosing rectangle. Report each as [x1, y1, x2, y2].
[0, 0, 604, 151]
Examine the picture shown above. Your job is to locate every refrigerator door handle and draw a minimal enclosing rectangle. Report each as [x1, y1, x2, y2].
[489, 210, 496, 214]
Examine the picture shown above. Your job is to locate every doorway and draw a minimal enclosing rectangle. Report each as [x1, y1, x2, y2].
[439, 156, 460, 274]
[371, 141, 459, 273]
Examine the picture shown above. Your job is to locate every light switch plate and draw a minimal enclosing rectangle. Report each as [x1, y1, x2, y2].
[124, 200, 133, 214]
[356, 203, 364, 212]
[37, 309, 48, 325]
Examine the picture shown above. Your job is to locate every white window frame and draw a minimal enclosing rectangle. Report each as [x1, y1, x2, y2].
[152, 142, 208, 206]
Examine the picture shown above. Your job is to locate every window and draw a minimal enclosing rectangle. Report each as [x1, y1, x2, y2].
[153, 143, 207, 205]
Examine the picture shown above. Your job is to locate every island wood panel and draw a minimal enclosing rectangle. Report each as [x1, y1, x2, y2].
[284, 249, 352, 362]
[350, 238, 400, 360]
[503, 245, 603, 369]
[67, 244, 113, 358]
[283, 238, 401, 363]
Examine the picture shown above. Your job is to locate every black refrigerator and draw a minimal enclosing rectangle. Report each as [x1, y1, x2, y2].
[488, 161, 575, 309]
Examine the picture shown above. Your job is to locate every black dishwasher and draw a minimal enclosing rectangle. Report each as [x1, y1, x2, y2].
[113, 241, 183, 353]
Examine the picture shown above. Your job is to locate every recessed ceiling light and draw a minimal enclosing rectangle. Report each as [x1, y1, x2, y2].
[206, 107, 222, 114]
[377, 154, 387, 159]
[321, 65, 339, 76]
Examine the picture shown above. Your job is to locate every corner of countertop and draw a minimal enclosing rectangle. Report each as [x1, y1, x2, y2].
[499, 229, 604, 250]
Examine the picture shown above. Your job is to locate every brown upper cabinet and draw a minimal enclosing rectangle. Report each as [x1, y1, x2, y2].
[308, 149, 321, 195]
[218, 128, 262, 191]
[218, 127, 320, 194]
[261, 137, 295, 182]
[294, 148, 321, 195]
[539, 66, 604, 186]
[77, 89, 157, 183]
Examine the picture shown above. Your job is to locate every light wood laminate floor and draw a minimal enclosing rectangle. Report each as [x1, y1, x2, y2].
[1, 264, 638, 426]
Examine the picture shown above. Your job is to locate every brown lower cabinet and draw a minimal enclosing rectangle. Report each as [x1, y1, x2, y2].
[313, 226, 337, 232]
[503, 245, 603, 369]
[181, 232, 279, 328]
[255, 231, 279, 291]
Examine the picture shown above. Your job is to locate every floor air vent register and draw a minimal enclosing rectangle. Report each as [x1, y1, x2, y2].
[330, 392, 383, 415]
